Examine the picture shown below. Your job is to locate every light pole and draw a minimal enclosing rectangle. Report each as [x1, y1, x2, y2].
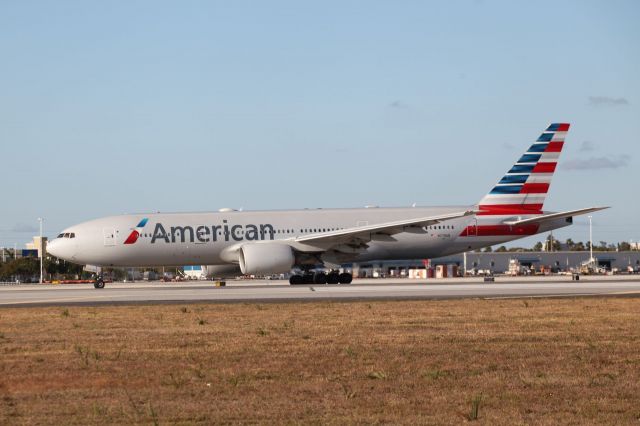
[588, 215, 593, 264]
[37, 218, 44, 284]
[463, 251, 467, 277]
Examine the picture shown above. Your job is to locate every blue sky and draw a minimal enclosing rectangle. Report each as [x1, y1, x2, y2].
[1, 0, 638, 248]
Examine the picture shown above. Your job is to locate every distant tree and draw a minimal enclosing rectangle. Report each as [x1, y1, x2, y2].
[483, 246, 493, 253]
[46, 255, 84, 278]
[495, 246, 507, 252]
[619, 242, 631, 251]
[543, 234, 562, 252]
[565, 238, 575, 250]
[533, 242, 543, 251]
[574, 241, 585, 251]
[0, 258, 39, 281]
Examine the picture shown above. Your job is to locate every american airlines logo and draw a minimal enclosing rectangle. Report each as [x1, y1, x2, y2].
[125, 218, 276, 245]
[124, 218, 149, 245]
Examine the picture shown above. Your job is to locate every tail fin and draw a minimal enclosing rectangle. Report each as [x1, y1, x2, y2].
[477, 123, 569, 215]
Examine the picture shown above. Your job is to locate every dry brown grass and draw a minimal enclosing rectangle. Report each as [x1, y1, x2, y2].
[0, 298, 639, 425]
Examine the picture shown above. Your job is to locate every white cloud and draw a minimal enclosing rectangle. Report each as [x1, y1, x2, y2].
[588, 96, 629, 106]
[564, 156, 629, 170]
[388, 100, 409, 109]
[579, 141, 595, 152]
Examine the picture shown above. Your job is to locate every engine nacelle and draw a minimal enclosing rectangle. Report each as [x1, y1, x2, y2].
[239, 243, 295, 275]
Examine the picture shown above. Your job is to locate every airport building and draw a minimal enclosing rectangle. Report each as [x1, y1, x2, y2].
[351, 251, 640, 277]
[25, 236, 47, 258]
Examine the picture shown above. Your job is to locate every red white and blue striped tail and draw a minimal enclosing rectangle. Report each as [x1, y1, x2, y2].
[477, 123, 569, 215]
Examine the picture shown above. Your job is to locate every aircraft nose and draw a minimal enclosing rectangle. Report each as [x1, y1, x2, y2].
[46, 239, 62, 257]
[46, 239, 75, 261]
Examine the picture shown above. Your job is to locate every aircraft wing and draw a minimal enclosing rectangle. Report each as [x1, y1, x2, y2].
[291, 210, 474, 250]
[503, 207, 609, 226]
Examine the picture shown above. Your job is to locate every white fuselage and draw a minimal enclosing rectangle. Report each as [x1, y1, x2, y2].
[47, 206, 569, 267]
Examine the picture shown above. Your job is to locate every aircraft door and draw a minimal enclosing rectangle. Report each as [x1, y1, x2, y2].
[103, 228, 116, 246]
[466, 218, 478, 237]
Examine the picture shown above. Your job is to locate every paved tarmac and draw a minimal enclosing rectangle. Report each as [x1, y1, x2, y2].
[1, 275, 640, 307]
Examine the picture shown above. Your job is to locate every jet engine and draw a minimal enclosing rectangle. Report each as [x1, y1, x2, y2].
[239, 243, 295, 275]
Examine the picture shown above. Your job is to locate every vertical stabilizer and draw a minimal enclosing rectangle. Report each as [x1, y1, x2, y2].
[477, 123, 569, 215]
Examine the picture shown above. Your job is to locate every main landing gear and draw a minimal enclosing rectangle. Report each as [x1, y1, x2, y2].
[94, 275, 105, 289]
[289, 272, 352, 285]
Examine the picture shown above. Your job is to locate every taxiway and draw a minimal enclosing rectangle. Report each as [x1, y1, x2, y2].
[1, 276, 640, 307]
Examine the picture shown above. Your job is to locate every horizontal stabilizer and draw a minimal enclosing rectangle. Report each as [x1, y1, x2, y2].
[503, 207, 609, 226]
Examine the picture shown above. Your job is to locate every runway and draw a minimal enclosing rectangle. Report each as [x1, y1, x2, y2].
[1, 275, 640, 307]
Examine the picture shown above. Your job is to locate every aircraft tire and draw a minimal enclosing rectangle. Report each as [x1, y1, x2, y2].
[94, 277, 105, 289]
[338, 273, 352, 284]
[326, 272, 340, 284]
[289, 275, 303, 285]
[313, 272, 327, 285]
[302, 274, 314, 285]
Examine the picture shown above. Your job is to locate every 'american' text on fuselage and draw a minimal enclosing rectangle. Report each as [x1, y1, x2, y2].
[150, 222, 275, 244]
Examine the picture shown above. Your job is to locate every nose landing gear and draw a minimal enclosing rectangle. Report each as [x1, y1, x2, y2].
[93, 275, 105, 289]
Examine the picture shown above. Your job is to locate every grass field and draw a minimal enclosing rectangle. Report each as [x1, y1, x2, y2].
[1, 298, 639, 424]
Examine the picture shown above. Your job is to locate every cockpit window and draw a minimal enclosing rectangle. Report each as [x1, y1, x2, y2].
[57, 233, 64, 238]
[69, 233, 75, 238]
[58, 233, 76, 239]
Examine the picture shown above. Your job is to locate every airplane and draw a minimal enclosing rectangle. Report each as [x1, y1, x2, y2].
[47, 123, 607, 288]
